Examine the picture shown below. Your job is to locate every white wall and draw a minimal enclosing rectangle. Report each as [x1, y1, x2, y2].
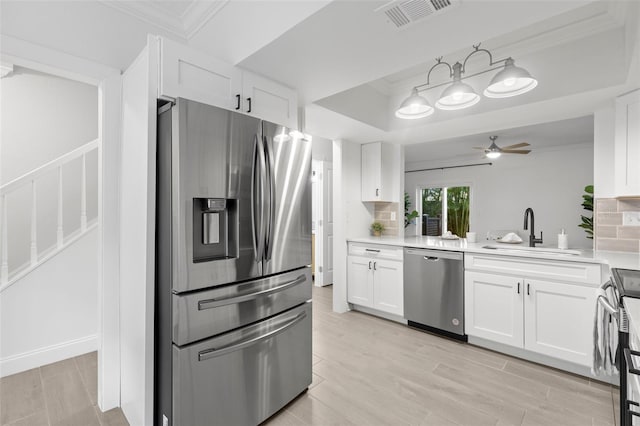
[594, 103, 616, 199]
[0, 227, 98, 377]
[405, 143, 594, 249]
[1, 66, 99, 273]
[332, 139, 373, 313]
[119, 40, 157, 426]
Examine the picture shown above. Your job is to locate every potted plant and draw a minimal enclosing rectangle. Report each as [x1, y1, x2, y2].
[371, 221, 385, 237]
[404, 192, 419, 228]
[579, 184, 593, 239]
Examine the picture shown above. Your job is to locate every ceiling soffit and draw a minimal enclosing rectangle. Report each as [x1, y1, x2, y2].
[100, 0, 228, 39]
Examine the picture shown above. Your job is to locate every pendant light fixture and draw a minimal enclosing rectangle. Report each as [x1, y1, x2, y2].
[395, 44, 537, 119]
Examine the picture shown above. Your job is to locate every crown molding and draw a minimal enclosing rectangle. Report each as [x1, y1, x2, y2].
[100, 0, 228, 39]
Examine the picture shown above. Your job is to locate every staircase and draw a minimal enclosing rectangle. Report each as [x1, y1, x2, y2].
[0, 139, 99, 291]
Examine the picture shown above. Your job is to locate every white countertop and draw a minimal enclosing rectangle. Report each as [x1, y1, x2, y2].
[348, 235, 640, 270]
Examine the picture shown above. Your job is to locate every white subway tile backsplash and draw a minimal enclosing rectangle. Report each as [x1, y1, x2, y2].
[623, 211, 640, 226]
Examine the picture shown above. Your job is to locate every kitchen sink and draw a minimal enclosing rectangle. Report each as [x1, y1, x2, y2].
[482, 244, 581, 256]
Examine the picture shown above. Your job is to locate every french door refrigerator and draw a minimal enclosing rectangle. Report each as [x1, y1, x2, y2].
[155, 98, 312, 426]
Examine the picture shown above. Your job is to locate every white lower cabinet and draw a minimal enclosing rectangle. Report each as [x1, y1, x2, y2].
[347, 243, 403, 317]
[465, 254, 599, 367]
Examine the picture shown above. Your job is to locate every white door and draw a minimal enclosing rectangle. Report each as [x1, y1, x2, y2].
[465, 271, 524, 348]
[372, 259, 403, 316]
[524, 279, 595, 366]
[347, 256, 373, 307]
[314, 160, 333, 287]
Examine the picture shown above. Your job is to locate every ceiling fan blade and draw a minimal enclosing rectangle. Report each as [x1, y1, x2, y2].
[472, 146, 488, 150]
[501, 142, 530, 150]
[502, 150, 531, 154]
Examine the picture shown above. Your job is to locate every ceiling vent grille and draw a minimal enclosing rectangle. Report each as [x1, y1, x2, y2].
[376, 0, 457, 30]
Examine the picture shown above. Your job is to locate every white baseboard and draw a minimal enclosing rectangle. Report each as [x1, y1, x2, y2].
[0, 334, 98, 378]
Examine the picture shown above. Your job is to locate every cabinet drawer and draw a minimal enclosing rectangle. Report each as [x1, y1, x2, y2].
[348, 243, 403, 260]
[465, 254, 600, 285]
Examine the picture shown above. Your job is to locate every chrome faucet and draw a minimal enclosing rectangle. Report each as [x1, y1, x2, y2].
[523, 207, 543, 247]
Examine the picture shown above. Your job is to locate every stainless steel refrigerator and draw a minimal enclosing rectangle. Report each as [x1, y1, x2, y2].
[155, 98, 312, 426]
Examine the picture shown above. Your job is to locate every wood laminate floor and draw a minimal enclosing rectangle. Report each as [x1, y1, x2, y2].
[0, 285, 618, 425]
[0, 352, 128, 426]
[267, 285, 619, 426]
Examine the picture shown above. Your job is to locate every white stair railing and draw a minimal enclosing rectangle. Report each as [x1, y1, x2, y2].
[0, 139, 99, 290]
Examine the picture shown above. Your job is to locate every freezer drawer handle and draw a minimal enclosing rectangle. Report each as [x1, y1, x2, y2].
[197, 274, 307, 310]
[423, 256, 439, 261]
[197, 311, 307, 361]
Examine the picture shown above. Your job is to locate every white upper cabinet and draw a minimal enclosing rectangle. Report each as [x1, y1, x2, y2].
[615, 89, 640, 197]
[159, 37, 242, 111]
[361, 142, 399, 202]
[242, 71, 297, 129]
[159, 37, 298, 128]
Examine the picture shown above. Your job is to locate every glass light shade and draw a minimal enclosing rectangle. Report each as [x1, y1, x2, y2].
[395, 89, 434, 119]
[484, 58, 538, 98]
[485, 151, 501, 159]
[435, 81, 480, 110]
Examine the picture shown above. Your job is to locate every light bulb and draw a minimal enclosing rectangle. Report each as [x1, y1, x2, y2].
[486, 151, 501, 159]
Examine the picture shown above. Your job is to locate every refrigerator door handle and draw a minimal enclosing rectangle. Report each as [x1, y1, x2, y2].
[251, 134, 266, 260]
[197, 274, 307, 310]
[197, 311, 307, 361]
[264, 135, 276, 262]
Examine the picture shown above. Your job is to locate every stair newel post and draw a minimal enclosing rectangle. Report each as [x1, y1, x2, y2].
[57, 166, 63, 248]
[81, 153, 87, 232]
[30, 180, 37, 266]
[1, 194, 8, 285]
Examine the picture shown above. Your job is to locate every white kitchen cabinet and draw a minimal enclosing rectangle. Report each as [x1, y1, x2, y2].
[347, 243, 403, 316]
[361, 142, 399, 202]
[465, 254, 599, 367]
[615, 89, 640, 197]
[242, 71, 297, 129]
[159, 37, 298, 128]
[524, 278, 595, 366]
[159, 37, 242, 111]
[464, 271, 524, 348]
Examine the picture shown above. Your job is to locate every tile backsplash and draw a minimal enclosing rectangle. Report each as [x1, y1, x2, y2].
[595, 198, 640, 252]
[374, 203, 399, 236]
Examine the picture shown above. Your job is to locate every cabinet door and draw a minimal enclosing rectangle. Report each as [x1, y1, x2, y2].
[524, 279, 595, 366]
[361, 143, 382, 201]
[160, 37, 242, 110]
[242, 70, 298, 128]
[464, 271, 524, 348]
[347, 256, 373, 307]
[615, 89, 640, 196]
[372, 259, 403, 316]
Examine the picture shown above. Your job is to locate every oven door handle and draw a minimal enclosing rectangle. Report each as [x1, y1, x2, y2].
[598, 295, 619, 321]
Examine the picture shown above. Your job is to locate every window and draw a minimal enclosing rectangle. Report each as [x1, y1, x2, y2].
[420, 186, 470, 237]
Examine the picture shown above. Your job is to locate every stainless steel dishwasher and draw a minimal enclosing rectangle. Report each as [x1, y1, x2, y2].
[404, 248, 466, 341]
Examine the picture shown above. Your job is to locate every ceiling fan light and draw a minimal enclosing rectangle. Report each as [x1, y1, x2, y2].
[486, 151, 501, 159]
[435, 81, 480, 110]
[395, 89, 434, 119]
[484, 58, 538, 98]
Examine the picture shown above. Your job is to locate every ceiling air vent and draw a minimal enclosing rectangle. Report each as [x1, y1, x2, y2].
[376, 0, 458, 30]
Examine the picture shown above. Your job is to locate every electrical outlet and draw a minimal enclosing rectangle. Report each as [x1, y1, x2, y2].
[623, 211, 640, 226]
[390, 212, 396, 221]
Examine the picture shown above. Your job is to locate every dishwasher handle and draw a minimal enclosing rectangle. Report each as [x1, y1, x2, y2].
[424, 256, 440, 261]
[405, 248, 463, 261]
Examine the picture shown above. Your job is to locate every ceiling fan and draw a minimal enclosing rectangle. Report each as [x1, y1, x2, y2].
[473, 136, 531, 159]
